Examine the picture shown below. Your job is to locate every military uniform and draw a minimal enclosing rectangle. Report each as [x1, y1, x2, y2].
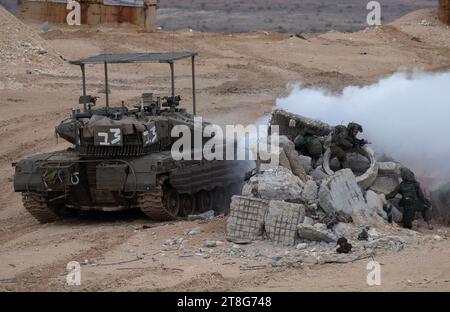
[386, 169, 431, 229]
[330, 123, 367, 169]
[294, 130, 323, 165]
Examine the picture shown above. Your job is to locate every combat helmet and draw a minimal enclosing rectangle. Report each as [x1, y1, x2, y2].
[400, 167, 416, 182]
[347, 122, 363, 133]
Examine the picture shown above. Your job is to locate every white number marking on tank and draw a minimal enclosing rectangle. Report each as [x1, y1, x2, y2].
[97, 128, 121, 146]
[149, 126, 157, 143]
[110, 128, 122, 145]
[98, 132, 109, 146]
[143, 126, 157, 145]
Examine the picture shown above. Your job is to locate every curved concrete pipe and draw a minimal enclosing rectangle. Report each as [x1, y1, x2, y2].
[323, 145, 379, 189]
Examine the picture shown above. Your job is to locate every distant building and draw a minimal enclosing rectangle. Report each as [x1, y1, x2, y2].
[440, 0, 450, 25]
[19, 0, 159, 31]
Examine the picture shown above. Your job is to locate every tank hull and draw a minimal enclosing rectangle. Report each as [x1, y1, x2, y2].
[14, 149, 251, 221]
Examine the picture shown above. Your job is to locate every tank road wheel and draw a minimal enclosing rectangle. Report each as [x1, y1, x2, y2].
[22, 193, 61, 224]
[179, 194, 196, 217]
[165, 188, 180, 217]
[196, 190, 212, 213]
[137, 176, 180, 221]
[212, 187, 228, 215]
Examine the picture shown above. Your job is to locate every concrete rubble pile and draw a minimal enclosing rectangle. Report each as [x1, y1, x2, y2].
[226, 109, 430, 258]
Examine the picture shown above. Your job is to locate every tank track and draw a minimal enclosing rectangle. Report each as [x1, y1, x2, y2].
[22, 193, 60, 224]
[137, 176, 177, 221]
[137, 176, 241, 221]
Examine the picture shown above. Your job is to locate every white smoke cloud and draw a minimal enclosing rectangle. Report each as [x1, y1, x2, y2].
[276, 71, 450, 181]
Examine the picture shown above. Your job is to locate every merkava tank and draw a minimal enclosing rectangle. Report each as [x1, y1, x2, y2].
[13, 52, 250, 223]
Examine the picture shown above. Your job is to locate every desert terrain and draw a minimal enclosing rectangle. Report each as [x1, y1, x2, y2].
[157, 0, 435, 33]
[0, 5, 449, 291]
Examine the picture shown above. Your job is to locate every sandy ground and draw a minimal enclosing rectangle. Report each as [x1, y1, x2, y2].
[0, 8, 450, 291]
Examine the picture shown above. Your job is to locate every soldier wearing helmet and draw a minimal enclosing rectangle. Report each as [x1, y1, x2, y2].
[330, 122, 368, 169]
[386, 168, 433, 229]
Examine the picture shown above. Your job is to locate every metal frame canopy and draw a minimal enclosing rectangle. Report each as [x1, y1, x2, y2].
[68, 52, 198, 114]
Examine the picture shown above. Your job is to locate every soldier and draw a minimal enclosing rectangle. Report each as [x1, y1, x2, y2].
[294, 129, 323, 167]
[330, 122, 368, 169]
[386, 168, 433, 229]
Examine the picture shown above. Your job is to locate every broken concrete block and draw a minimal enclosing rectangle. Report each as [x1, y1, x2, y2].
[333, 222, 350, 238]
[377, 162, 402, 175]
[365, 190, 387, 220]
[187, 210, 215, 221]
[285, 148, 308, 182]
[297, 223, 337, 243]
[346, 153, 371, 176]
[278, 148, 292, 171]
[272, 135, 308, 181]
[313, 223, 327, 232]
[363, 236, 406, 252]
[370, 175, 400, 195]
[303, 216, 315, 226]
[311, 167, 329, 184]
[242, 166, 304, 201]
[277, 135, 295, 151]
[318, 169, 367, 216]
[264, 200, 305, 246]
[296, 243, 308, 250]
[298, 155, 313, 174]
[270, 109, 333, 140]
[226, 196, 268, 241]
[204, 240, 218, 248]
[301, 179, 318, 203]
[260, 137, 292, 171]
[318, 169, 375, 226]
[179, 240, 191, 252]
[352, 207, 380, 226]
[187, 226, 204, 235]
[368, 228, 380, 240]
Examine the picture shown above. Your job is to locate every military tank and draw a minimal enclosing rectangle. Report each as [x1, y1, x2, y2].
[13, 52, 250, 223]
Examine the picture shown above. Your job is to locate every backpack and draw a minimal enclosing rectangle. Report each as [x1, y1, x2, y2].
[332, 125, 348, 142]
[305, 137, 323, 158]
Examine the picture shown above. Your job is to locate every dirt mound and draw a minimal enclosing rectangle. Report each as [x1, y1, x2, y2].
[389, 9, 450, 48]
[0, 5, 61, 67]
[391, 8, 440, 26]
